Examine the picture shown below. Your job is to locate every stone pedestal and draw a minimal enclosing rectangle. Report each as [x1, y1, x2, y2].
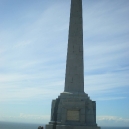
[46, 92, 100, 129]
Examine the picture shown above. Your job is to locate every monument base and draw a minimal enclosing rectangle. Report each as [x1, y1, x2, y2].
[46, 124, 100, 129]
[46, 92, 100, 129]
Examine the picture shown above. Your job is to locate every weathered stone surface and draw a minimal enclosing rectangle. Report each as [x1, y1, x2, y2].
[67, 110, 79, 121]
[64, 0, 84, 93]
[46, 93, 98, 128]
[46, 124, 54, 129]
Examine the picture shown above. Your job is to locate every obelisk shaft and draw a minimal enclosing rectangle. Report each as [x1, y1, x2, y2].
[64, 0, 84, 93]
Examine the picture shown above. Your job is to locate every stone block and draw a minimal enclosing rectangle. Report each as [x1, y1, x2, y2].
[80, 114, 85, 122]
[56, 125, 100, 129]
[61, 113, 66, 121]
[74, 126, 101, 129]
[45, 124, 54, 129]
[80, 109, 85, 114]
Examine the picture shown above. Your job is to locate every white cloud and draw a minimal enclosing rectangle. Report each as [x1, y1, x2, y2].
[13, 40, 31, 49]
[19, 113, 50, 121]
[0, 74, 63, 102]
[97, 115, 129, 127]
[97, 115, 129, 122]
[83, 0, 129, 37]
[96, 97, 126, 101]
[85, 72, 129, 92]
[0, 113, 50, 124]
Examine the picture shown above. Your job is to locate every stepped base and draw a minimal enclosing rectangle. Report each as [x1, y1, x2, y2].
[46, 124, 100, 129]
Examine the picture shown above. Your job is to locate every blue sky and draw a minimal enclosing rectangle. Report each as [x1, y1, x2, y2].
[0, 0, 129, 127]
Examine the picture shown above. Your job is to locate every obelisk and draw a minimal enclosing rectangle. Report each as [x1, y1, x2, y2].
[46, 0, 101, 129]
[64, 0, 84, 93]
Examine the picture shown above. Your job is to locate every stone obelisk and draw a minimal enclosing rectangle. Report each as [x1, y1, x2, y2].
[64, 0, 84, 93]
[46, 0, 100, 129]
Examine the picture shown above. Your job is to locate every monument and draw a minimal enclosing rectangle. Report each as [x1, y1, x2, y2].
[46, 0, 100, 129]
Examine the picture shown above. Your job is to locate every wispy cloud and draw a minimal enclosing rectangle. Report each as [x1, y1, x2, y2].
[0, 113, 50, 123]
[97, 115, 129, 126]
[19, 113, 50, 121]
[97, 115, 129, 122]
[96, 97, 126, 101]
